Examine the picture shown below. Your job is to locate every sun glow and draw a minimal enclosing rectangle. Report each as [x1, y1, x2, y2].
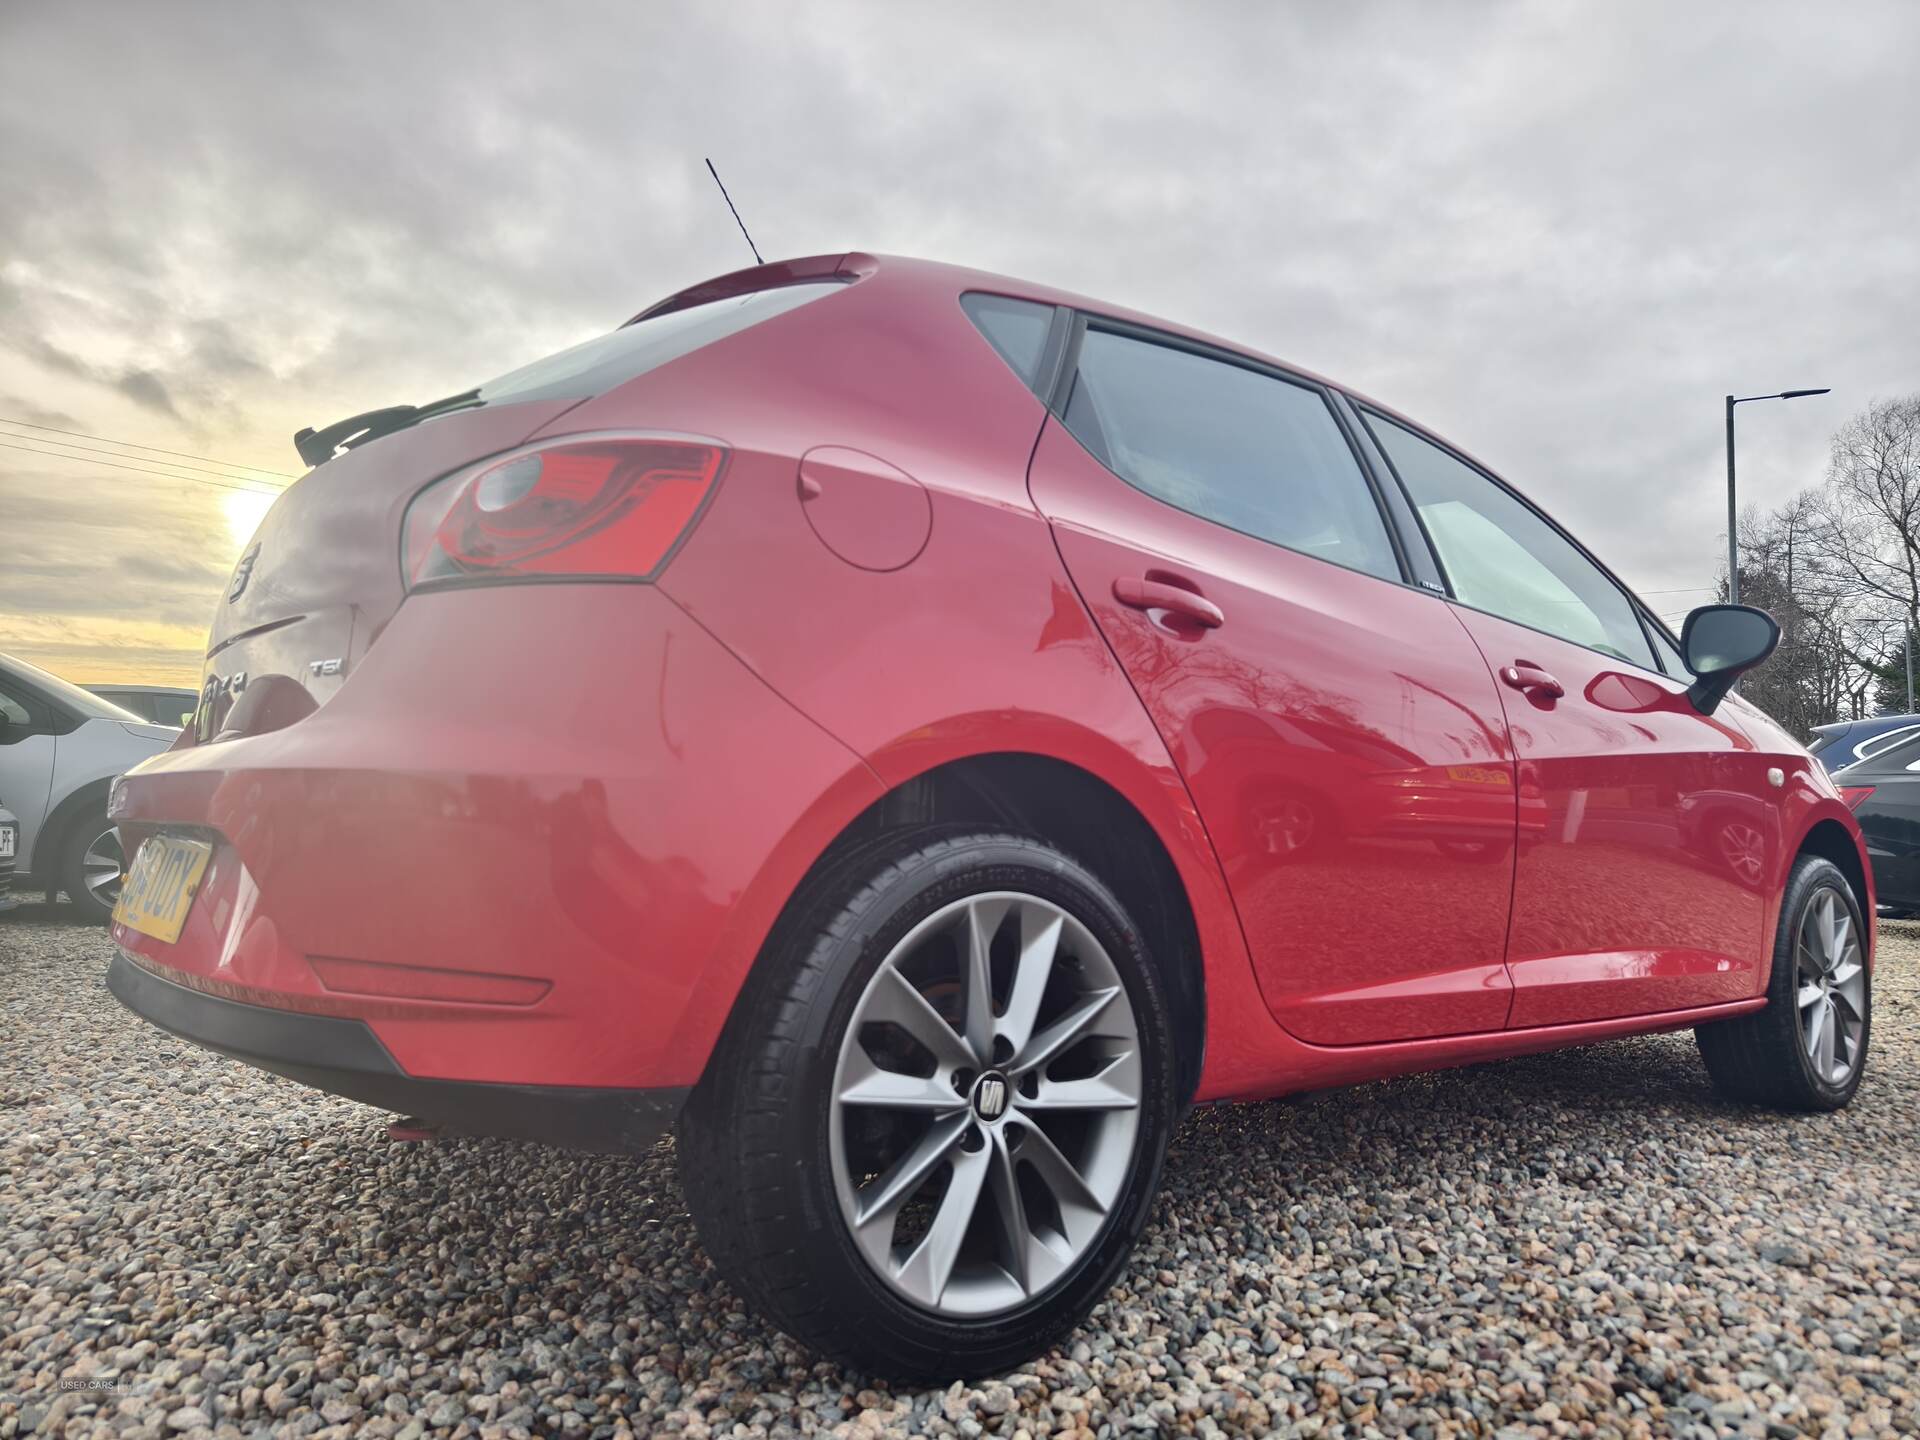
[222, 487, 278, 552]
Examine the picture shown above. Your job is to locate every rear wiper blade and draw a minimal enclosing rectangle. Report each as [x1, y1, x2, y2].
[293, 388, 482, 468]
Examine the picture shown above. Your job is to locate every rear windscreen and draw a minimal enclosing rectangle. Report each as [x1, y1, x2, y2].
[475, 281, 844, 407]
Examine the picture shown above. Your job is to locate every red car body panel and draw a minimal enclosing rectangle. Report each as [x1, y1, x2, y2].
[1028, 417, 1520, 1046]
[1448, 608, 1775, 1026]
[114, 584, 884, 1088]
[107, 252, 1871, 1139]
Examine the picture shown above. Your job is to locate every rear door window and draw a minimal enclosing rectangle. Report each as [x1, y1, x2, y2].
[1364, 412, 1656, 668]
[1848, 730, 1920, 773]
[1857, 724, 1920, 762]
[0, 688, 35, 733]
[1061, 328, 1400, 581]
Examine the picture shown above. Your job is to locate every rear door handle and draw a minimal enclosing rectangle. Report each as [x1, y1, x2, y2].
[1112, 576, 1225, 629]
[1500, 661, 1564, 698]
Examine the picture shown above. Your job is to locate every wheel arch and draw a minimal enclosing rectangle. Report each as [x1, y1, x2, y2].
[32, 776, 113, 884]
[1796, 816, 1873, 961]
[737, 750, 1212, 1105]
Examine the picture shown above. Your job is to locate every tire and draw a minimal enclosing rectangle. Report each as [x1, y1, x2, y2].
[1696, 854, 1870, 1111]
[59, 812, 124, 925]
[678, 829, 1178, 1380]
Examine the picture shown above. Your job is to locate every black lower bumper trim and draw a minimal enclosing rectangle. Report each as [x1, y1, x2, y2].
[107, 951, 687, 1153]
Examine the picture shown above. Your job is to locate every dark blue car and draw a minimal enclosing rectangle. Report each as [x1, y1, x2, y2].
[1809, 713, 1920, 772]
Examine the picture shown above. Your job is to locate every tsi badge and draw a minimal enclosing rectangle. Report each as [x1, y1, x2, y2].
[308, 658, 344, 679]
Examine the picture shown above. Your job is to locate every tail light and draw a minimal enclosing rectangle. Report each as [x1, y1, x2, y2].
[403, 435, 725, 587]
[1840, 785, 1876, 810]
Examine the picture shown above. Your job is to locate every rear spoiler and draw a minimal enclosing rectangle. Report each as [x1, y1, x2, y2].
[293, 389, 481, 469]
[625, 252, 878, 326]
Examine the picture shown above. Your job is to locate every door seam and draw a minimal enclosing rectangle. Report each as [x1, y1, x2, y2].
[1440, 600, 1525, 1028]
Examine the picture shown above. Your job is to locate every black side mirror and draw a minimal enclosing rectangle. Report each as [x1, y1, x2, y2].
[1680, 604, 1781, 715]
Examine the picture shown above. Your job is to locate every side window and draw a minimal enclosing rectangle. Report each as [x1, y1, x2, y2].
[0, 685, 41, 742]
[961, 294, 1054, 390]
[1063, 329, 1400, 581]
[1646, 618, 1688, 677]
[1858, 724, 1920, 762]
[1365, 412, 1656, 668]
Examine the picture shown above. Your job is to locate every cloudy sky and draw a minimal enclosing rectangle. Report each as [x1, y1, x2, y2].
[3, 1, 1916, 685]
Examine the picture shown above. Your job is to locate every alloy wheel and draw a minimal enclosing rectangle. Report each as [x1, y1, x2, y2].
[1796, 886, 1866, 1085]
[829, 892, 1142, 1317]
[82, 826, 124, 907]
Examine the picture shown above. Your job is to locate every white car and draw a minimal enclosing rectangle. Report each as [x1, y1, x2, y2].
[0, 799, 17, 911]
[0, 653, 179, 921]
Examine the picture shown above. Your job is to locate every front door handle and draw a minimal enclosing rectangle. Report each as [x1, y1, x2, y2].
[1112, 576, 1225, 629]
[1500, 661, 1564, 698]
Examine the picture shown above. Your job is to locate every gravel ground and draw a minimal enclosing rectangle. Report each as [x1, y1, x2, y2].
[3, 895, 1917, 1440]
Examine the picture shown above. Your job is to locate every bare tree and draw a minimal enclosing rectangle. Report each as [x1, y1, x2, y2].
[1806, 396, 1920, 644]
[1714, 397, 1920, 724]
[1727, 501, 1861, 734]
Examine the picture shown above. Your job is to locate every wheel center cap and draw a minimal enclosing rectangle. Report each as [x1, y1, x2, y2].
[971, 1070, 1010, 1122]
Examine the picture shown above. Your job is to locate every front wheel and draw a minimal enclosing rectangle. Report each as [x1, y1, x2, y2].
[1696, 854, 1870, 1111]
[679, 830, 1178, 1379]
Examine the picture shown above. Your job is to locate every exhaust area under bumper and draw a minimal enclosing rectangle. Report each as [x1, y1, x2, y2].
[108, 949, 688, 1153]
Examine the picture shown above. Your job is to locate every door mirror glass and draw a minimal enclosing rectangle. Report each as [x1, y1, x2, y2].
[1680, 604, 1780, 714]
[1682, 605, 1780, 676]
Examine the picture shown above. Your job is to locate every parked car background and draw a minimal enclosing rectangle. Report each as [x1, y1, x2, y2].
[1808, 712, 1920, 771]
[0, 653, 178, 921]
[85, 685, 198, 728]
[1835, 730, 1920, 914]
[0, 798, 18, 911]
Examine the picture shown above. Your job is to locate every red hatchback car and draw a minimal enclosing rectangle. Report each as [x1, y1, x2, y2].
[108, 253, 1872, 1377]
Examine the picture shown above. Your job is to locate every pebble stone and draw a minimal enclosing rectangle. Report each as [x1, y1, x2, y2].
[3, 894, 1917, 1438]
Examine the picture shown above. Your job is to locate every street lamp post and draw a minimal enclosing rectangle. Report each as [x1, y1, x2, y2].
[1726, 388, 1831, 605]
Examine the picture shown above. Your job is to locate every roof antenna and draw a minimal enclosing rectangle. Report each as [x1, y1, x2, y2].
[704, 158, 764, 267]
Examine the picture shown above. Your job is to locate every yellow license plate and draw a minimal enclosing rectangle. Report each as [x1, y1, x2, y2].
[114, 835, 215, 944]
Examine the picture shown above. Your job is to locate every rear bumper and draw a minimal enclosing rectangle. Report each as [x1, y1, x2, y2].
[108, 949, 686, 1151]
[107, 584, 884, 1096]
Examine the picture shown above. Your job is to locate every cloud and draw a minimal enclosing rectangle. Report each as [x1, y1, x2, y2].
[0, 392, 82, 431]
[0, 0, 1917, 681]
[114, 369, 179, 417]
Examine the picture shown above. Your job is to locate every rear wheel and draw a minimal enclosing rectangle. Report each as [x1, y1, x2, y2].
[60, 814, 123, 924]
[678, 830, 1177, 1379]
[1696, 854, 1870, 1111]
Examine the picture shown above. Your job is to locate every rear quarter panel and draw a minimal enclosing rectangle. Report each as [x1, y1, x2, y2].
[538, 261, 1292, 1100]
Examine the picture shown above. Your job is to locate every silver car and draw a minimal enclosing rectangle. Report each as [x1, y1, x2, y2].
[0, 653, 178, 921]
[0, 800, 18, 912]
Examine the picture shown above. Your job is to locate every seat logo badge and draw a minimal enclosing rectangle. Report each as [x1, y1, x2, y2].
[227, 543, 260, 602]
[973, 1074, 1008, 1121]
